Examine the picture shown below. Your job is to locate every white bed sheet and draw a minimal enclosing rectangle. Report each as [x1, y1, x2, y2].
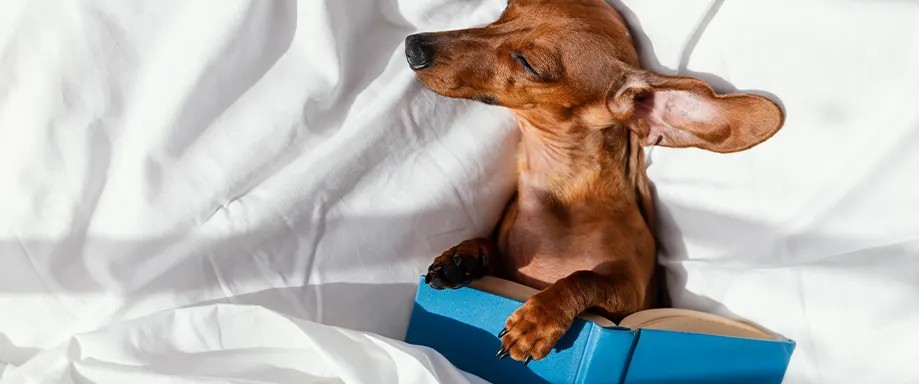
[1, 304, 487, 384]
[1, 0, 918, 383]
[0, 0, 516, 363]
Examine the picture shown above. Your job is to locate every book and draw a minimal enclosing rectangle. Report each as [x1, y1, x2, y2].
[404, 275, 795, 384]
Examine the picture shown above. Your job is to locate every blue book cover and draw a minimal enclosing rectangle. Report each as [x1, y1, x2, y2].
[405, 276, 795, 384]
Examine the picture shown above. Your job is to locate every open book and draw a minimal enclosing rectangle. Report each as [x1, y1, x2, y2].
[468, 276, 781, 342]
[405, 275, 795, 384]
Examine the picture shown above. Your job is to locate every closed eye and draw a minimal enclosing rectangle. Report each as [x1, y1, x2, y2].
[511, 52, 541, 79]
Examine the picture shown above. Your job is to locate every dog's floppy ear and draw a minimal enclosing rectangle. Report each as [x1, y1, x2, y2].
[607, 70, 784, 153]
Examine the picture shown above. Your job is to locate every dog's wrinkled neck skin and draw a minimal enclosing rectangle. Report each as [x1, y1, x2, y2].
[514, 110, 633, 202]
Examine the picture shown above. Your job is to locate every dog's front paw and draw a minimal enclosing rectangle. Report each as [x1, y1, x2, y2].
[497, 297, 571, 365]
[424, 238, 490, 290]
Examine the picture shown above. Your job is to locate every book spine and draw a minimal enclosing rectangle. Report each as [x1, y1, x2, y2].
[616, 330, 642, 384]
[573, 325, 599, 384]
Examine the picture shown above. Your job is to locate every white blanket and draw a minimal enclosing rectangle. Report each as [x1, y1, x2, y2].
[1, 0, 917, 383]
[1, 304, 487, 384]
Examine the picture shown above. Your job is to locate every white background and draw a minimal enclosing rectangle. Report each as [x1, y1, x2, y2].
[1, 0, 917, 383]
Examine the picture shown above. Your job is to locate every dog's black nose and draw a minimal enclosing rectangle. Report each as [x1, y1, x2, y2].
[405, 33, 436, 70]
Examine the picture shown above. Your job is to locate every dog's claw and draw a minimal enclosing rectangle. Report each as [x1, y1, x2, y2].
[498, 327, 508, 338]
[424, 269, 448, 290]
[496, 347, 509, 359]
[498, 297, 569, 365]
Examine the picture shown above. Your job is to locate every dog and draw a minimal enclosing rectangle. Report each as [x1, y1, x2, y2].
[405, 0, 783, 365]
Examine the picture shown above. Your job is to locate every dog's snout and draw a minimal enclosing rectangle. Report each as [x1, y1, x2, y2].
[405, 33, 436, 70]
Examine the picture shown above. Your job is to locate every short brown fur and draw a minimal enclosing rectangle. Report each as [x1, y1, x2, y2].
[408, 0, 783, 363]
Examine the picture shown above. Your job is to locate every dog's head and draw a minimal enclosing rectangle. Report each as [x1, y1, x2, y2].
[405, 0, 783, 153]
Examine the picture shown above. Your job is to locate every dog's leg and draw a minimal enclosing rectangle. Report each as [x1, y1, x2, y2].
[426, 195, 516, 289]
[497, 269, 642, 363]
[424, 238, 495, 289]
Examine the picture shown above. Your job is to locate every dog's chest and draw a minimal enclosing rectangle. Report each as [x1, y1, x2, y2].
[501, 194, 625, 289]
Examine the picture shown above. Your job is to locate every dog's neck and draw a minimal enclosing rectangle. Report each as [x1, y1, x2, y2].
[513, 111, 633, 203]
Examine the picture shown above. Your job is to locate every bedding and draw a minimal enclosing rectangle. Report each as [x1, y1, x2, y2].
[1, 0, 917, 383]
[1, 304, 488, 384]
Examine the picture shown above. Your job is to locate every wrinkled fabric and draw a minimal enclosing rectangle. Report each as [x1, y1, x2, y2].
[0, 0, 515, 362]
[1, 304, 487, 384]
[1, 0, 918, 383]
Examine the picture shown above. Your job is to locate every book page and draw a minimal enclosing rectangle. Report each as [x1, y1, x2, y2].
[467, 276, 781, 339]
[619, 308, 781, 341]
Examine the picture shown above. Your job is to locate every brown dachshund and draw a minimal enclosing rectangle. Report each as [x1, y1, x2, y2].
[405, 0, 783, 365]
